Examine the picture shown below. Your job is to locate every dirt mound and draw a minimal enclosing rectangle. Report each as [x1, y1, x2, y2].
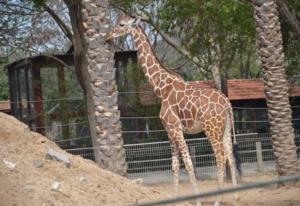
[0, 112, 169, 206]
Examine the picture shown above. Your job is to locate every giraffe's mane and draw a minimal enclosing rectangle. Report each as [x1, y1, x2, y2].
[137, 25, 184, 81]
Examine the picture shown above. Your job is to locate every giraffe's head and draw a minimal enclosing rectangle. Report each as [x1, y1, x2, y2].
[106, 16, 140, 42]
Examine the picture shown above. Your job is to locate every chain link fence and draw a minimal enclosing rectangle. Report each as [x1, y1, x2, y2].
[65, 130, 300, 184]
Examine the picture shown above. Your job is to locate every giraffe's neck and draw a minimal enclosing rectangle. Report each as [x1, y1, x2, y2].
[132, 26, 183, 98]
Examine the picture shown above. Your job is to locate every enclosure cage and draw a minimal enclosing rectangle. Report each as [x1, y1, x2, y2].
[4, 50, 162, 147]
[5, 54, 75, 135]
[4, 51, 300, 149]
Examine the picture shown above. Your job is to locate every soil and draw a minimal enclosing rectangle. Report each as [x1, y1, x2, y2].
[151, 174, 300, 206]
[0, 112, 171, 206]
[0, 112, 299, 206]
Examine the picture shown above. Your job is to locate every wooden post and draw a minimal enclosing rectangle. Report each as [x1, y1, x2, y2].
[57, 64, 70, 148]
[32, 63, 45, 135]
[25, 65, 33, 126]
[256, 141, 264, 172]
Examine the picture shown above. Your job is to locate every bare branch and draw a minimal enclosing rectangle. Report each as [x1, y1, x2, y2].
[43, 5, 73, 43]
[276, 0, 300, 42]
[174, 59, 190, 71]
[4, 38, 73, 69]
[160, 44, 169, 63]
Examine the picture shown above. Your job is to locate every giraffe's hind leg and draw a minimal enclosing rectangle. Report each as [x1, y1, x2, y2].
[223, 113, 238, 205]
[205, 129, 226, 206]
[213, 145, 226, 206]
[226, 150, 238, 206]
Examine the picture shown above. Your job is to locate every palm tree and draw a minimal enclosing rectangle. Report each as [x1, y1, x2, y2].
[252, 0, 299, 179]
[63, 0, 127, 176]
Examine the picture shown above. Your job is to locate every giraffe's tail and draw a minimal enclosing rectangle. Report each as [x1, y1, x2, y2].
[229, 104, 237, 144]
[229, 104, 242, 177]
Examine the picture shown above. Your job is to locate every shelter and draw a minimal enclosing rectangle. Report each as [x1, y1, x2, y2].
[4, 51, 138, 147]
[5, 51, 300, 144]
[5, 54, 74, 135]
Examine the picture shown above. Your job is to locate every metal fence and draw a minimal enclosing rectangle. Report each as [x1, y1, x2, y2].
[65, 130, 300, 184]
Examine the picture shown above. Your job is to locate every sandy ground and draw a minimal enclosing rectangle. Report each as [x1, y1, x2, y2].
[0, 112, 299, 206]
[0, 113, 173, 206]
[150, 174, 300, 206]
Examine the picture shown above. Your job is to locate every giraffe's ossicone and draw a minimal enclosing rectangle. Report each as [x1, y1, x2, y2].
[107, 16, 239, 206]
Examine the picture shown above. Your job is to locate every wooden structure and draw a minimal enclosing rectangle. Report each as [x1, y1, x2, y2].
[5, 54, 74, 135]
[5, 50, 300, 143]
[228, 79, 300, 133]
[4, 51, 139, 144]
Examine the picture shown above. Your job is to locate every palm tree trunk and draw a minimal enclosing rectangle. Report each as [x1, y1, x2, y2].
[65, 0, 127, 176]
[252, 0, 299, 178]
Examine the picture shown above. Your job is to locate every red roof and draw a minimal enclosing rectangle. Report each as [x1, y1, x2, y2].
[189, 79, 300, 101]
[227, 79, 300, 100]
[227, 79, 265, 100]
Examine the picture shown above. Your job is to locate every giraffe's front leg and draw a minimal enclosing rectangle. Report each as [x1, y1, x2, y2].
[175, 130, 201, 206]
[160, 106, 201, 206]
[170, 139, 180, 196]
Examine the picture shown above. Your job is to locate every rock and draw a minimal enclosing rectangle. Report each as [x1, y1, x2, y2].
[33, 159, 44, 168]
[3, 159, 16, 171]
[51, 181, 60, 191]
[46, 148, 70, 168]
[131, 178, 144, 185]
[79, 176, 87, 183]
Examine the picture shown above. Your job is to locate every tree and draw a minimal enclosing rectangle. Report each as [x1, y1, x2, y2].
[252, 0, 299, 179]
[62, 0, 127, 175]
[111, 0, 260, 79]
[1, 0, 127, 175]
[276, 0, 300, 42]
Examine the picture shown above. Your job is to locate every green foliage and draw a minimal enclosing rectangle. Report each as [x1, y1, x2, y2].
[40, 66, 86, 131]
[41, 66, 84, 112]
[31, 0, 47, 8]
[160, 0, 256, 74]
[280, 0, 300, 77]
[118, 59, 145, 109]
[111, 0, 300, 80]
[112, 0, 258, 79]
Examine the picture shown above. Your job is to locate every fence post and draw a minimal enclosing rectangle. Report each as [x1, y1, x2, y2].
[255, 141, 264, 172]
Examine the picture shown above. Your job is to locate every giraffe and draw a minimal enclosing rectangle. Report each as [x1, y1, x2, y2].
[106, 16, 238, 206]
